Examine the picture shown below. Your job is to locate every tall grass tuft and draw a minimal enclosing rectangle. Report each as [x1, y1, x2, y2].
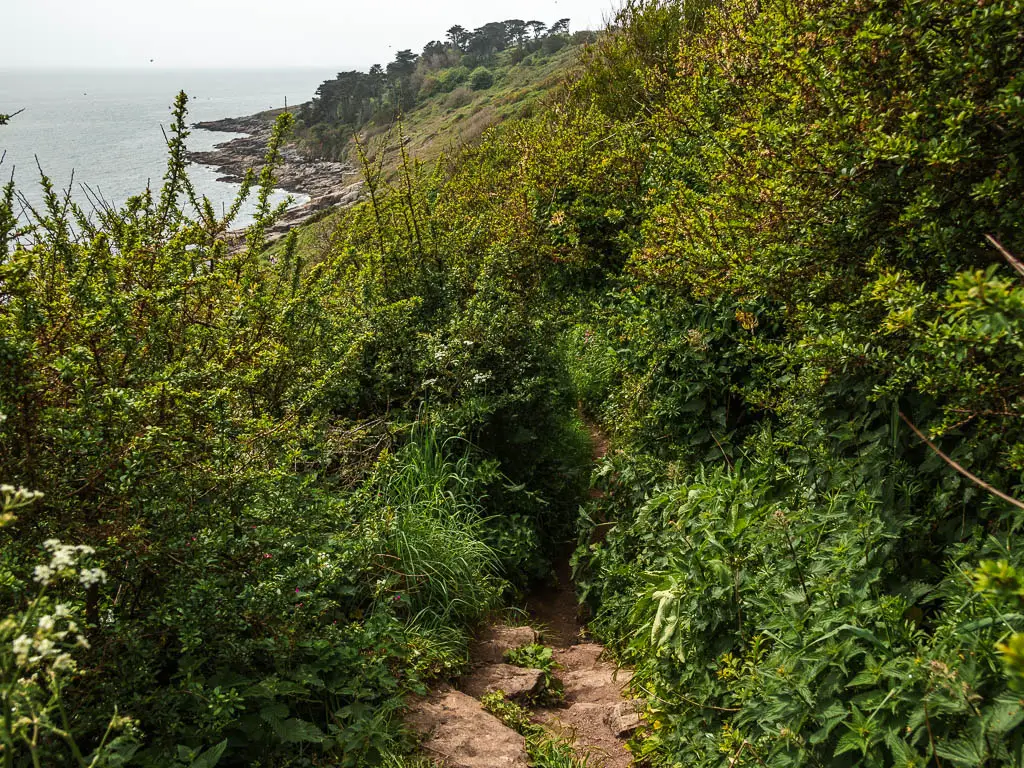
[368, 425, 502, 629]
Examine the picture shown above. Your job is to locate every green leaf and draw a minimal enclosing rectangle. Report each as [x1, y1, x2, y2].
[988, 695, 1024, 734]
[935, 738, 985, 766]
[190, 740, 228, 768]
[278, 718, 326, 744]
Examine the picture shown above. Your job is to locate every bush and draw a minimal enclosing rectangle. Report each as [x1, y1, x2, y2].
[438, 66, 470, 92]
[469, 67, 494, 91]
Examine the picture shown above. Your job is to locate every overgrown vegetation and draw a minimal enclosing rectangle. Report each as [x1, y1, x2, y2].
[0, 91, 586, 765]
[4, 0, 1024, 765]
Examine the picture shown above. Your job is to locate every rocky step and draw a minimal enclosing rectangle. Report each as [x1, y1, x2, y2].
[408, 626, 641, 768]
[407, 688, 530, 768]
[461, 663, 546, 701]
[534, 643, 638, 768]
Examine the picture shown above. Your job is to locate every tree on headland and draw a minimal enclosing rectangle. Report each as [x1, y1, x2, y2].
[549, 18, 570, 35]
[446, 24, 470, 50]
[298, 14, 589, 158]
[505, 19, 529, 48]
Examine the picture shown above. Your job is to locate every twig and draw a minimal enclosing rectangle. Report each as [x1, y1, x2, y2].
[710, 430, 734, 470]
[924, 697, 943, 768]
[634, 682, 741, 713]
[899, 411, 1024, 512]
[986, 234, 1024, 280]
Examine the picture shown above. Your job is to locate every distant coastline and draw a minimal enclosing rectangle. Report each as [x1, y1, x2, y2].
[188, 109, 363, 239]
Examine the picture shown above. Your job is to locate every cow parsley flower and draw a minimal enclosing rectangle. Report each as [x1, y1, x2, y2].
[33, 565, 54, 585]
[12, 634, 32, 664]
[79, 568, 107, 587]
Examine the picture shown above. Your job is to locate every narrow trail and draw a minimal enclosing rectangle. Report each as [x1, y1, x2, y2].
[408, 419, 639, 767]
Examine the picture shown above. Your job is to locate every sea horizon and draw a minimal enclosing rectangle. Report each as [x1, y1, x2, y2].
[0, 67, 337, 226]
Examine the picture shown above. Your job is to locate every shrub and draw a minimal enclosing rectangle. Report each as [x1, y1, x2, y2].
[438, 66, 470, 92]
[469, 67, 494, 91]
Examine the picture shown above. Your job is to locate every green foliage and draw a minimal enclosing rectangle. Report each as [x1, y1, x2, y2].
[480, 692, 591, 767]
[504, 642, 554, 672]
[549, 0, 1024, 766]
[5, 0, 1024, 765]
[504, 643, 562, 703]
[469, 67, 495, 92]
[0, 88, 582, 764]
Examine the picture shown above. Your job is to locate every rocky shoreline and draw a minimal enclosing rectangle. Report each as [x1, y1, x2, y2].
[188, 113, 362, 240]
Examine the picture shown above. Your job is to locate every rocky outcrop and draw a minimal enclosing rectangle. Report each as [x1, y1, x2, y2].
[188, 113, 360, 240]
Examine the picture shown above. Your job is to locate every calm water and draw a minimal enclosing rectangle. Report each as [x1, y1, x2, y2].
[0, 68, 335, 227]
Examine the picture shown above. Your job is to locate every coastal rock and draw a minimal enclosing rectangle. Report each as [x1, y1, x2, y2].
[187, 112, 360, 238]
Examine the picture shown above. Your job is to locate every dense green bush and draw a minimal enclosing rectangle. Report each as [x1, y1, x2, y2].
[554, 0, 1024, 766]
[469, 67, 494, 91]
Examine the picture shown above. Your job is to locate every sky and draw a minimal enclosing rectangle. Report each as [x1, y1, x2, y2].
[1, 0, 618, 70]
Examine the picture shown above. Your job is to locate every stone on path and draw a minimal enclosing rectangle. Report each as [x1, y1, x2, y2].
[471, 625, 538, 664]
[406, 688, 530, 768]
[461, 663, 545, 700]
[535, 643, 637, 768]
[606, 699, 644, 738]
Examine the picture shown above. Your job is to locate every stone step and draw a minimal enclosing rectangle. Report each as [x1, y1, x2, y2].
[461, 663, 545, 700]
[407, 688, 530, 768]
[471, 624, 538, 664]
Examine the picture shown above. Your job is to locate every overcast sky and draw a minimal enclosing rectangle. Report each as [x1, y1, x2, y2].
[1, 0, 617, 70]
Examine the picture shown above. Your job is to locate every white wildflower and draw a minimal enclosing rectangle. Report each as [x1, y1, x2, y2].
[12, 634, 32, 663]
[37, 615, 55, 632]
[49, 545, 77, 570]
[54, 603, 71, 618]
[79, 568, 107, 587]
[33, 637, 55, 658]
[75, 635, 91, 650]
[33, 564, 54, 585]
[52, 653, 76, 673]
[472, 372, 492, 384]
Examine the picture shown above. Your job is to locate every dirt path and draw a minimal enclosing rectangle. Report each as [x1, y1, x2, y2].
[409, 547, 639, 767]
[408, 621, 638, 767]
[407, 418, 635, 767]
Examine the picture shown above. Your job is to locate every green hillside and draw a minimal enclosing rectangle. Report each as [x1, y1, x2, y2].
[3, 0, 1024, 766]
[294, 20, 594, 169]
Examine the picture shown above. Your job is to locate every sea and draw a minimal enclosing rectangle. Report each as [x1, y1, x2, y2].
[0, 68, 336, 229]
